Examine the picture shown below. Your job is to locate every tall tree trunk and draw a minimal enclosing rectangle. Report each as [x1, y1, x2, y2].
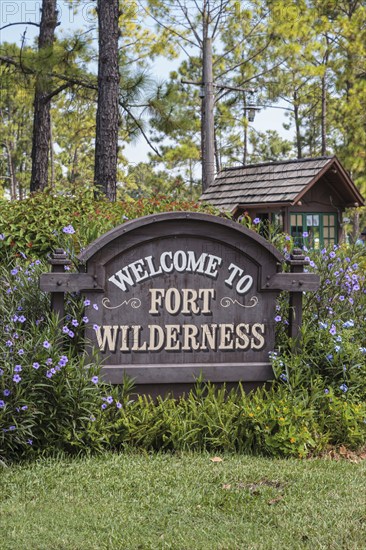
[321, 39, 330, 157]
[30, 0, 58, 193]
[321, 73, 327, 156]
[50, 117, 55, 188]
[294, 91, 302, 159]
[5, 141, 17, 200]
[94, 0, 120, 201]
[214, 125, 221, 173]
[243, 93, 248, 165]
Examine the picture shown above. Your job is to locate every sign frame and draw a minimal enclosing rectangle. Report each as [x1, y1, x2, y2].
[40, 212, 319, 390]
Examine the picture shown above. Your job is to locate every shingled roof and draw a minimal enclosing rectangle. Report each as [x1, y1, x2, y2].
[200, 156, 364, 212]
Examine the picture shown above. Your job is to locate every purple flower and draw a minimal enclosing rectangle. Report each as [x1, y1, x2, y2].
[253, 217, 260, 225]
[13, 374, 21, 383]
[302, 231, 308, 238]
[27, 439, 33, 445]
[339, 383, 348, 393]
[0, 234, 5, 240]
[329, 325, 336, 336]
[11, 268, 18, 276]
[14, 365, 22, 373]
[93, 324, 99, 331]
[71, 319, 79, 327]
[91, 376, 99, 384]
[18, 315, 26, 323]
[324, 389, 329, 394]
[84, 299, 91, 307]
[0, 400, 5, 408]
[68, 330, 75, 338]
[279, 373, 288, 383]
[5, 340, 12, 347]
[18, 349, 24, 356]
[9, 425, 16, 431]
[106, 396, 113, 404]
[43, 340, 51, 349]
[116, 401, 122, 409]
[33, 362, 40, 370]
[62, 224, 75, 234]
[46, 358, 53, 366]
[46, 371, 53, 378]
[21, 405, 28, 411]
[4, 389, 11, 396]
[329, 251, 336, 258]
[274, 315, 282, 322]
[82, 316, 89, 323]
[101, 403, 107, 410]
[62, 325, 69, 334]
[0, 368, 3, 376]
[93, 304, 99, 310]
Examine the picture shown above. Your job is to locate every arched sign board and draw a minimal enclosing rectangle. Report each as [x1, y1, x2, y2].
[41, 213, 319, 394]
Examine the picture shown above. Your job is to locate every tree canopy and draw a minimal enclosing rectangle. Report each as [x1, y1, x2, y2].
[0, 0, 365, 203]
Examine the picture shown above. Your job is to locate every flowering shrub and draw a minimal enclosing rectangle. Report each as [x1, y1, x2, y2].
[0, 253, 126, 461]
[269, 242, 366, 450]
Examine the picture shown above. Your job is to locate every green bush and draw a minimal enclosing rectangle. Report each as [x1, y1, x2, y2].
[0, 190, 217, 260]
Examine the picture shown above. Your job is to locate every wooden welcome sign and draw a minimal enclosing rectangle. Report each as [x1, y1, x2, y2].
[41, 213, 319, 392]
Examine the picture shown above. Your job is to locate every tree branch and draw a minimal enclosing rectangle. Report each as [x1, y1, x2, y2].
[0, 21, 40, 31]
[120, 100, 162, 157]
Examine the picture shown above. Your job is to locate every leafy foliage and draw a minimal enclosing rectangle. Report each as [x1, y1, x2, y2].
[0, 190, 217, 260]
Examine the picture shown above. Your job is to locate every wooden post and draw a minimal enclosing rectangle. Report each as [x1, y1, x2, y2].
[287, 248, 308, 341]
[48, 249, 71, 320]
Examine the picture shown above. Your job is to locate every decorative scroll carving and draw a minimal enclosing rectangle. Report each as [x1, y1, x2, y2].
[102, 297, 142, 310]
[220, 296, 259, 308]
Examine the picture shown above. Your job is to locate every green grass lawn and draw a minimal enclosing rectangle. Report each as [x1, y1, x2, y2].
[0, 452, 365, 550]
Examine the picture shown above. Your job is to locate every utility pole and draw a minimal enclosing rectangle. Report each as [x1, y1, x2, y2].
[182, 41, 260, 193]
[202, 36, 215, 192]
